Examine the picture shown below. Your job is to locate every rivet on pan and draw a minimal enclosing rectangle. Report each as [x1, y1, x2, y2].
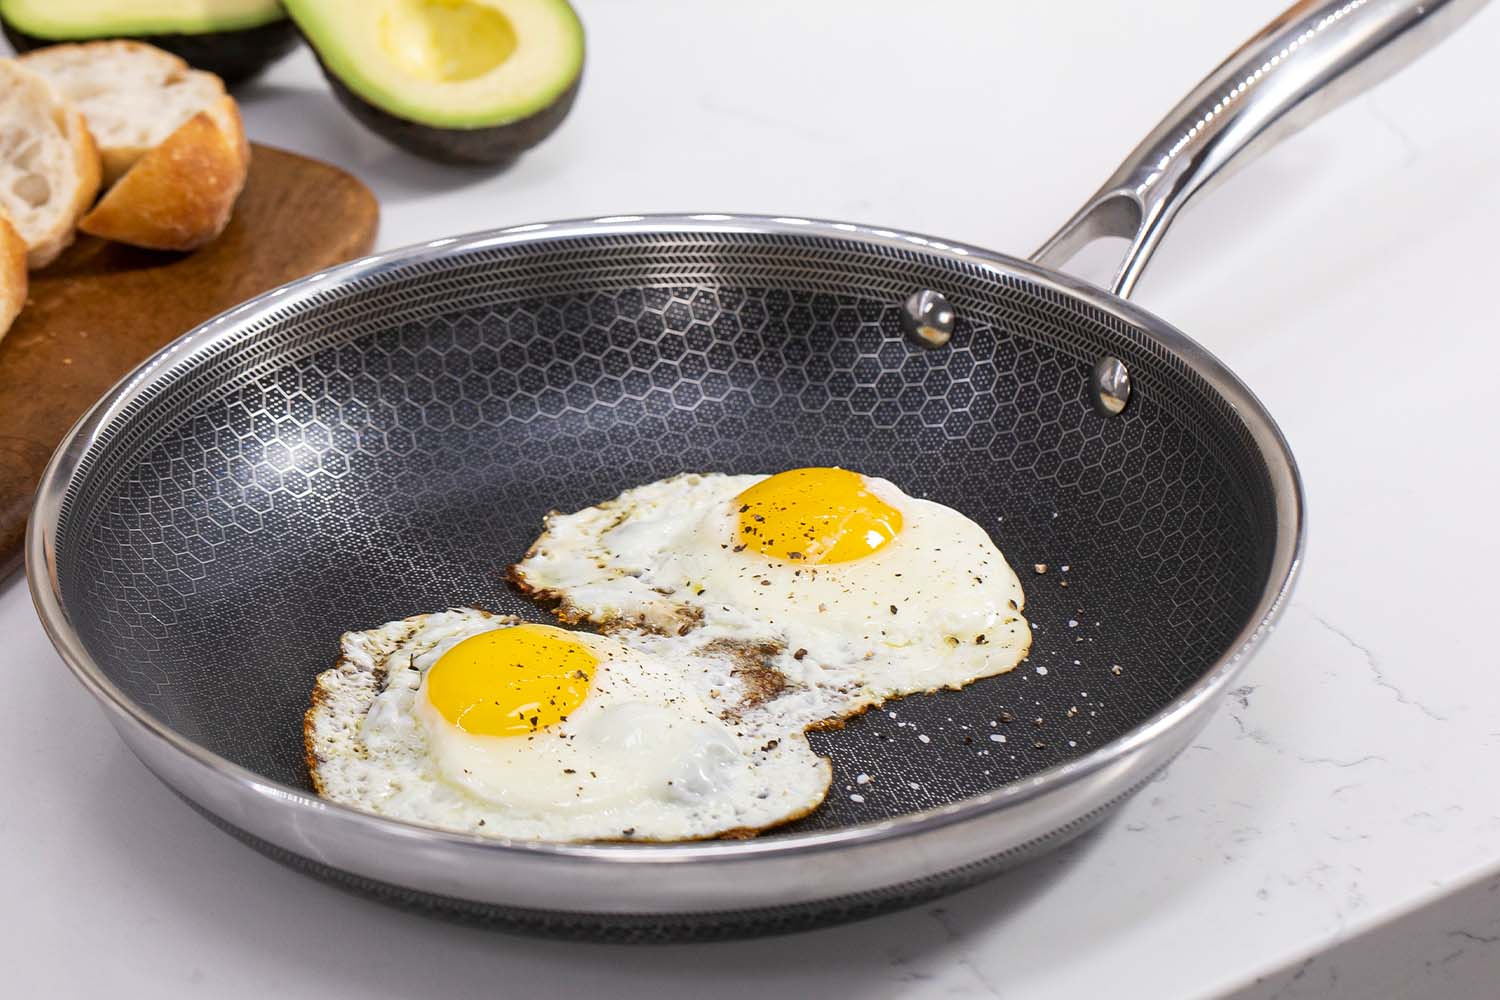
[901, 289, 955, 348]
[1091, 356, 1131, 416]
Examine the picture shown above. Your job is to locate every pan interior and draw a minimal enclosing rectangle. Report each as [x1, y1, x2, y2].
[51, 229, 1277, 837]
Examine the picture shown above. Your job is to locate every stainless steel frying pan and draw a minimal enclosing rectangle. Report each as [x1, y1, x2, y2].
[27, 0, 1482, 940]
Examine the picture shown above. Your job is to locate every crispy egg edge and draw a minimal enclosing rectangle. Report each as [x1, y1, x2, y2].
[302, 606, 833, 844]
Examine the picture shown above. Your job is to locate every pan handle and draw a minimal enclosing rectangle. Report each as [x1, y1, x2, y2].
[1030, 0, 1487, 298]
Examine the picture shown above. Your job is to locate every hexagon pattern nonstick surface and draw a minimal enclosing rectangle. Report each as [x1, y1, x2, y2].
[55, 232, 1276, 837]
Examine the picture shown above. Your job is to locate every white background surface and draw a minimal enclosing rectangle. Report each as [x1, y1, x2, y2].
[6, 1, 1500, 997]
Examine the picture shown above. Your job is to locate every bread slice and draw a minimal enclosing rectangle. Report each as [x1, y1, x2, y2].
[78, 96, 248, 252]
[18, 41, 231, 186]
[0, 212, 28, 342]
[0, 60, 100, 269]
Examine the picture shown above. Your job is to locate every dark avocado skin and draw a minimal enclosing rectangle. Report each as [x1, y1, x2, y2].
[2, 17, 299, 86]
[318, 56, 582, 166]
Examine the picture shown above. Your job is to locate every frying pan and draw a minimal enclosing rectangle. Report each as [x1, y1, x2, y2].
[27, 0, 1482, 940]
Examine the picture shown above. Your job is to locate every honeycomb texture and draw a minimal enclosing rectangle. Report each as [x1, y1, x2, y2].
[55, 232, 1276, 845]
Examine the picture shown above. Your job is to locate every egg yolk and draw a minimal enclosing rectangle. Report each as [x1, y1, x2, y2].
[425, 624, 595, 737]
[734, 467, 903, 564]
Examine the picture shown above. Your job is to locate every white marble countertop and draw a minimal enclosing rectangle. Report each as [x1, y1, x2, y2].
[6, 2, 1500, 996]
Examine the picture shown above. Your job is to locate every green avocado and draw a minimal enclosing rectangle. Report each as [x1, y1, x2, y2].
[0, 0, 298, 85]
[284, 0, 584, 165]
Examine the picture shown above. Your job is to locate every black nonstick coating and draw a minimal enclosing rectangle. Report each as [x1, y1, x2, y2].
[54, 229, 1276, 839]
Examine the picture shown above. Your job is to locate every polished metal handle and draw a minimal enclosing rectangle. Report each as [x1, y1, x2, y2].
[1032, 0, 1488, 298]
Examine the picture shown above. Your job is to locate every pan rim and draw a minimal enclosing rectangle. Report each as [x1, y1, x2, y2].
[26, 212, 1305, 869]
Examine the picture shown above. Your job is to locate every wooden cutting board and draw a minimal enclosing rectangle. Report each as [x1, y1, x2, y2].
[0, 143, 378, 577]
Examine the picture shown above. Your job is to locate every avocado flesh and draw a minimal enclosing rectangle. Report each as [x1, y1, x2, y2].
[286, 0, 583, 163]
[0, 0, 298, 85]
[0, 0, 284, 36]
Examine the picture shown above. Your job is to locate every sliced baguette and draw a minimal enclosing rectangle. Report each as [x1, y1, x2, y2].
[79, 95, 249, 251]
[0, 212, 28, 342]
[18, 41, 231, 186]
[0, 59, 100, 269]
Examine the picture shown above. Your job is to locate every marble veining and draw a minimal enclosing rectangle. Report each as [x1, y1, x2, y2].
[5, 1, 1500, 997]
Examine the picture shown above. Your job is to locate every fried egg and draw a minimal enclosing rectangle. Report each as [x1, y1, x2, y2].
[304, 608, 831, 842]
[510, 468, 1032, 706]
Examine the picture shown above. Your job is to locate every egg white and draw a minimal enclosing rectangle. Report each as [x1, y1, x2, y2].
[304, 608, 832, 842]
[511, 472, 1032, 709]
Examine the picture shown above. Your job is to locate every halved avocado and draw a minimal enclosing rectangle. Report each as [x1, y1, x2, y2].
[285, 0, 584, 165]
[0, 0, 298, 86]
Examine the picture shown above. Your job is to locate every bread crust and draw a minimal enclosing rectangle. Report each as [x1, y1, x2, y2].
[28, 98, 100, 268]
[0, 213, 28, 342]
[0, 60, 102, 269]
[17, 40, 204, 186]
[78, 95, 249, 251]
